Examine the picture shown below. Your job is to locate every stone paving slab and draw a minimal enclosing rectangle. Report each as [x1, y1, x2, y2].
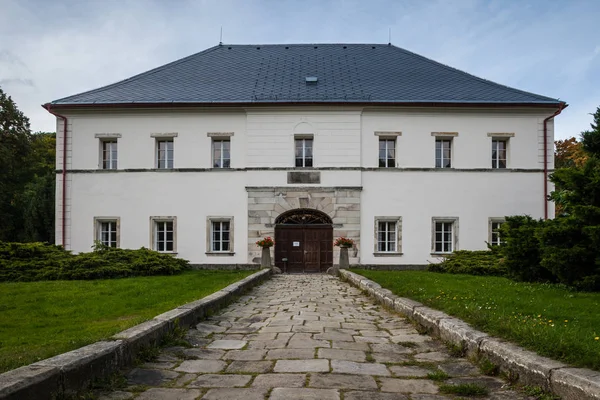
[270, 387, 339, 400]
[99, 274, 532, 400]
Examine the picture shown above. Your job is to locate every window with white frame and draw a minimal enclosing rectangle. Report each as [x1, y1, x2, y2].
[212, 139, 231, 168]
[101, 140, 118, 170]
[94, 217, 119, 248]
[379, 138, 396, 168]
[211, 220, 231, 252]
[435, 138, 452, 168]
[151, 217, 176, 252]
[492, 138, 507, 169]
[156, 139, 174, 169]
[432, 218, 458, 253]
[295, 138, 313, 167]
[377, 221, 397, 252]
[489, 218, 505, 246]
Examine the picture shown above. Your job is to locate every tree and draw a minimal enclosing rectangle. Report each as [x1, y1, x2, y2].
[0, 87, 56, 242]
[18, 133, 56, 242]
[0, 86, 32, 241]
[542, 106, 600, 290]
[555, 137, 588, 169]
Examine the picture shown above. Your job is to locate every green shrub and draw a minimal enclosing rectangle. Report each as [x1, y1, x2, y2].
[500, 216, 556, 283]
[427, 247, 506, 276]
[537, 216, 600, 291]
[0, 241, 189, 282]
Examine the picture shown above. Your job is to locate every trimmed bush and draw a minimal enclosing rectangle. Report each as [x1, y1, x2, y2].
[427, 247, 506, 276]
[0, 241, 189, 282]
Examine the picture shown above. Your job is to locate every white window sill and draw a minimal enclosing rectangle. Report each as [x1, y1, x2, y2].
[430, 252, 452, 256]
[373, 252, 403, 257]
[206, 252, 236, 256]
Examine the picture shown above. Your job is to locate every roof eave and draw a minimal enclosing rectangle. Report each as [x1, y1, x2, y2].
[43, 100, 567, 110]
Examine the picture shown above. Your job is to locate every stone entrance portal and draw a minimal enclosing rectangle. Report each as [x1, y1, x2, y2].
[246, 187, 362, 267]
[274, 209, 333, 273]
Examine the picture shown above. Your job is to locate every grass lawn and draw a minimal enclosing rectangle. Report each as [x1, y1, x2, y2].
[353, 269, 600, 371]
[0, 270, 255, 373]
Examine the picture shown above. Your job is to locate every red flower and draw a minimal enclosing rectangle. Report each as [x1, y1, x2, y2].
[256, 237, 275, 248]
[334, 237, 354, 247]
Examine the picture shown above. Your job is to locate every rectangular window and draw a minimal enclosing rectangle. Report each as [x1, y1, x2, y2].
[489, 219, 505, 246]
[156, 139, 174, 169]
[295, 138, 313, 167]
[434, 221, 454, 253]
[211, 221, 230, 252]
[99, 221, 117, 247]
[492, 139, 507, 169]
[212, 139, 231, 168]
[101, 140, 118, 169]
[94, 217, 120, 248]
[377, 221, 396, 252]
[435, 138, 452, 168]
[154, 220, 174, 252]
[379, 138, 396, 168]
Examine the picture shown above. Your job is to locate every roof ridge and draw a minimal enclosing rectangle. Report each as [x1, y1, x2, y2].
[50, 45, 223, 104]
[220, 43, 388, 46]
[388, 44, 560, 102]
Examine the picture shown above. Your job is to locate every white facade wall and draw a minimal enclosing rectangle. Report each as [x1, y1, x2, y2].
[55, 106, 557, 265]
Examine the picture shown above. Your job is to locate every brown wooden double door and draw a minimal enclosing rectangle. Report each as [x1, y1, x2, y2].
[274, 225, 333, 273]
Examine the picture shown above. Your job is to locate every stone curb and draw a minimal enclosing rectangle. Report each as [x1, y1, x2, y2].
[339, 269, 600, 400]
[0, 268, 272, 400]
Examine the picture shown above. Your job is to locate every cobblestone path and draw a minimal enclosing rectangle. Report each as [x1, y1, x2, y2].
[100, 274, 531, 400]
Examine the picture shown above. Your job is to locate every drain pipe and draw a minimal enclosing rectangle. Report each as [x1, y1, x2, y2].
[43, 104, 68, 248]
[543, 103, 566, 220]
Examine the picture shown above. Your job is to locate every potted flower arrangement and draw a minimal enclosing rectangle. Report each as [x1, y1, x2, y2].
[256, 236, 274, 248]
[256, 237, 274, 268]
[334, 237, 354, 248]
[333, 237, 354, 270]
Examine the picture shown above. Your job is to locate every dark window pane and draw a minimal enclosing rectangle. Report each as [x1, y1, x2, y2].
[295, 158, 303, 167]
[222, 242, 230, 251]
[305, 158, 313, 167]
[305, 144, 313, 158]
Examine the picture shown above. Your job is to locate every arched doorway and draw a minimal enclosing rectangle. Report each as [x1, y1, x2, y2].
[274, 208, 333, 273]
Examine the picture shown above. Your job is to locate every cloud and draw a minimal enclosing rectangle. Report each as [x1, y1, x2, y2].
[0, 0, 598, 137]
[0, 78, 35, 87]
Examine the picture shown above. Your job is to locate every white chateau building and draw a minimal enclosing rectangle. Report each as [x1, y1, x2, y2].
[44, 43, 566, 272]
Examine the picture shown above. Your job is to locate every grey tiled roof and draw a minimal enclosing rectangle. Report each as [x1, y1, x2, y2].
[49, 43, 561, 106]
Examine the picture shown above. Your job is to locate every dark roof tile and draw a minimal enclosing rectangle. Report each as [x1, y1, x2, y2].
[50, 43, 561, 106]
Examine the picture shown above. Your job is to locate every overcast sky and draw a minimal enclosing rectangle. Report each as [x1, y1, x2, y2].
[1, 0, 599, 139]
